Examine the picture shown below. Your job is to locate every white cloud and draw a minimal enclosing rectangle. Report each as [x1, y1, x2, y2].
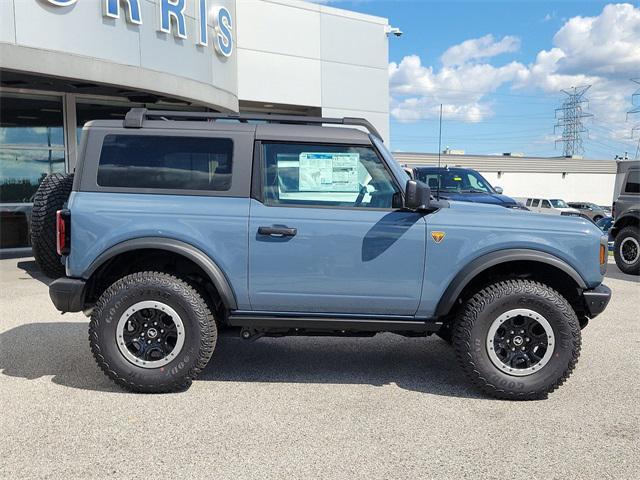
[441, 34, 521, 66]
[389, 3, 640, 143]
[389, 50, 527, 122]
[514, 3, 640, 137]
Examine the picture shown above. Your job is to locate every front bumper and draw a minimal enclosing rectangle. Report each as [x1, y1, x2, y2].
[49, 277, 86, 313]
[582, 284, 611, 318]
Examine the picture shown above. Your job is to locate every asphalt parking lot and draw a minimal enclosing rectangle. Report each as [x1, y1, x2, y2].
[0, 257, 638, 479]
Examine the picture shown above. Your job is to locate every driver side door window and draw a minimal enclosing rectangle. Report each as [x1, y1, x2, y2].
[261, 143, 402, 209]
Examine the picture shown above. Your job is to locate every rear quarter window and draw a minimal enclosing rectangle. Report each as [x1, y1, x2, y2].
[97, 135, 233, 191]
[624, 170, 639, 194]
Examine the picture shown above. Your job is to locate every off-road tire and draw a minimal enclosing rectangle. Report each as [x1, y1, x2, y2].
[452, 279, 581, 400]
[89, 272, 217, 393]
[613, 225, 640, 275]
[30, 172, 74, 278]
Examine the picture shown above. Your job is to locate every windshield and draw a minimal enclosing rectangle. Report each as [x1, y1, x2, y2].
[414, 168, 494, 193]
[550, 199, 569, 208]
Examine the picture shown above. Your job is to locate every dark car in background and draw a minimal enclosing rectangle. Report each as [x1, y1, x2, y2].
[596, 216, 614, 251]
[407, 166, 526, 209]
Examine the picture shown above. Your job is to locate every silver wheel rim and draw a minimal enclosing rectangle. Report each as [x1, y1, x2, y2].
[486, 308, 555, 377]
[620, 237, 639, 265]
[116, 301, 185, 369]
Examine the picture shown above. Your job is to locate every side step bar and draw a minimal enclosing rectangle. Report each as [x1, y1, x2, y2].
[227, 312, 442, 333]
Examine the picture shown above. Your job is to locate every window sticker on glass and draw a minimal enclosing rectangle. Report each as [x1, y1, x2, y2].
[298, 152, 360, 192]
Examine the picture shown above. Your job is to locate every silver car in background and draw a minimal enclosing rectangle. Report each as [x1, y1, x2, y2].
[568, 202, 608, 222]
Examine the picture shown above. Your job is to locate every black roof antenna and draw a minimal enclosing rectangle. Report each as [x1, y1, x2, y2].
[437, 104, 443, 201]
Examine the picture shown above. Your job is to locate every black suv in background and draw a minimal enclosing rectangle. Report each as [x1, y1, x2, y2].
[406, 166, 526, 209]
[611, 161, 640, 275]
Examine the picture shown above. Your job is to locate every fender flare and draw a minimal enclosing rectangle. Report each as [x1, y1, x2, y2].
[434, 249, 587, 317]
[611, 210, 640, 237]
[83, 237, 238, 309]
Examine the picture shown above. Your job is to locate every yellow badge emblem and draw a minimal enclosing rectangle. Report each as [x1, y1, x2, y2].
[431, 231, 446, 244]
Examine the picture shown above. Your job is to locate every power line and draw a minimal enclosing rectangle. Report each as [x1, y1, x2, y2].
[554, 85, 593, 157]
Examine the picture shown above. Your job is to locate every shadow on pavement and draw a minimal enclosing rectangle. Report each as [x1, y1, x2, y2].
[605, 262, 640, 283]
[16, 259, 53, 286]
[202, 335, 482, 398]
[0, 321, 120, 393]
[0, 321, 482, 399]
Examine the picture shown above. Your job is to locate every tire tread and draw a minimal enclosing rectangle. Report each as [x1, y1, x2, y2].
[613, 225, 640, 275]
[452, 279, 581, 400]
[30, 173, 74, 278]
[89, 271, 216, 393]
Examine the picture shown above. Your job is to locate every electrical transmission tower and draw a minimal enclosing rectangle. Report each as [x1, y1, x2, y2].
[628, 78, 640, 160]
[554, 85, 593, 157]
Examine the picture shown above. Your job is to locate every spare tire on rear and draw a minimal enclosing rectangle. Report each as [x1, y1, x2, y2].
[30, 173, 74, 278]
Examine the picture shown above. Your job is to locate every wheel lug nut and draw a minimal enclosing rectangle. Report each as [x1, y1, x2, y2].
[147, 340, 151, 344]
[510, 330, 514, 335]
[511, 347, 515, 351]
[160, 329, 164, 334]
[520, 330, 524, 334]
[157, 339, 161, 343]
[521, 346, 525, 351]
[154, 322, 158, 326]
[144, 323, 148, 328]
[526, 337, 530, 342]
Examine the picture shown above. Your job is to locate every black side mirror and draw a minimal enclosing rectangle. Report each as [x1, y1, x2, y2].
[404, 179, 431, 211]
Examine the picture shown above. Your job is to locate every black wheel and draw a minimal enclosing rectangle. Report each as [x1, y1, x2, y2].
[30, 173, 74, 278]
[452, 279, 581, 400]
[89, 272, 217, 393]
[613, 226, 640, 275]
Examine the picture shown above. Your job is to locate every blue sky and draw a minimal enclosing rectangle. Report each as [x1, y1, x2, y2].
[323, 1, 640, 159]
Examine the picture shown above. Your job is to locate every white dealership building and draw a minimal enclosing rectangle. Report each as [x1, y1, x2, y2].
[0, 0, 391, 249]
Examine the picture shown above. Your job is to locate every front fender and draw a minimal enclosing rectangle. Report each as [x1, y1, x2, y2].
[611, 211, 640, 237]
[433, 249, 587, 317]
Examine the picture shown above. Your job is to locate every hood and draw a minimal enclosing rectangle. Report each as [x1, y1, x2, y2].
[436, 191, 520, 207]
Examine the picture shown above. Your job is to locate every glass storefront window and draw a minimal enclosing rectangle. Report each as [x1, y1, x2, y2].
[76, 100, 141, 144]
[0, 149, 65, 202]
[0, 93, 65, 248]
[75, 99, 208, 143]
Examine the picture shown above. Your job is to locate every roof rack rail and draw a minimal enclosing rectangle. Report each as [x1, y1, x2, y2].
[123, 108, 383, 140]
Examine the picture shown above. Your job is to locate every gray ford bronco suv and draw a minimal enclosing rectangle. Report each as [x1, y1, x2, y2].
[611, 160, 640, 275]
[44, 109, 611, 399]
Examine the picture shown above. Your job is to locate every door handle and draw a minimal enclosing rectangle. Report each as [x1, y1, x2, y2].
[258, 226, 297, 237]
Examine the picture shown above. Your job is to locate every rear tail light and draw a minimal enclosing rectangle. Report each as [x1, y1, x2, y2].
[56, 209, 71, 256]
